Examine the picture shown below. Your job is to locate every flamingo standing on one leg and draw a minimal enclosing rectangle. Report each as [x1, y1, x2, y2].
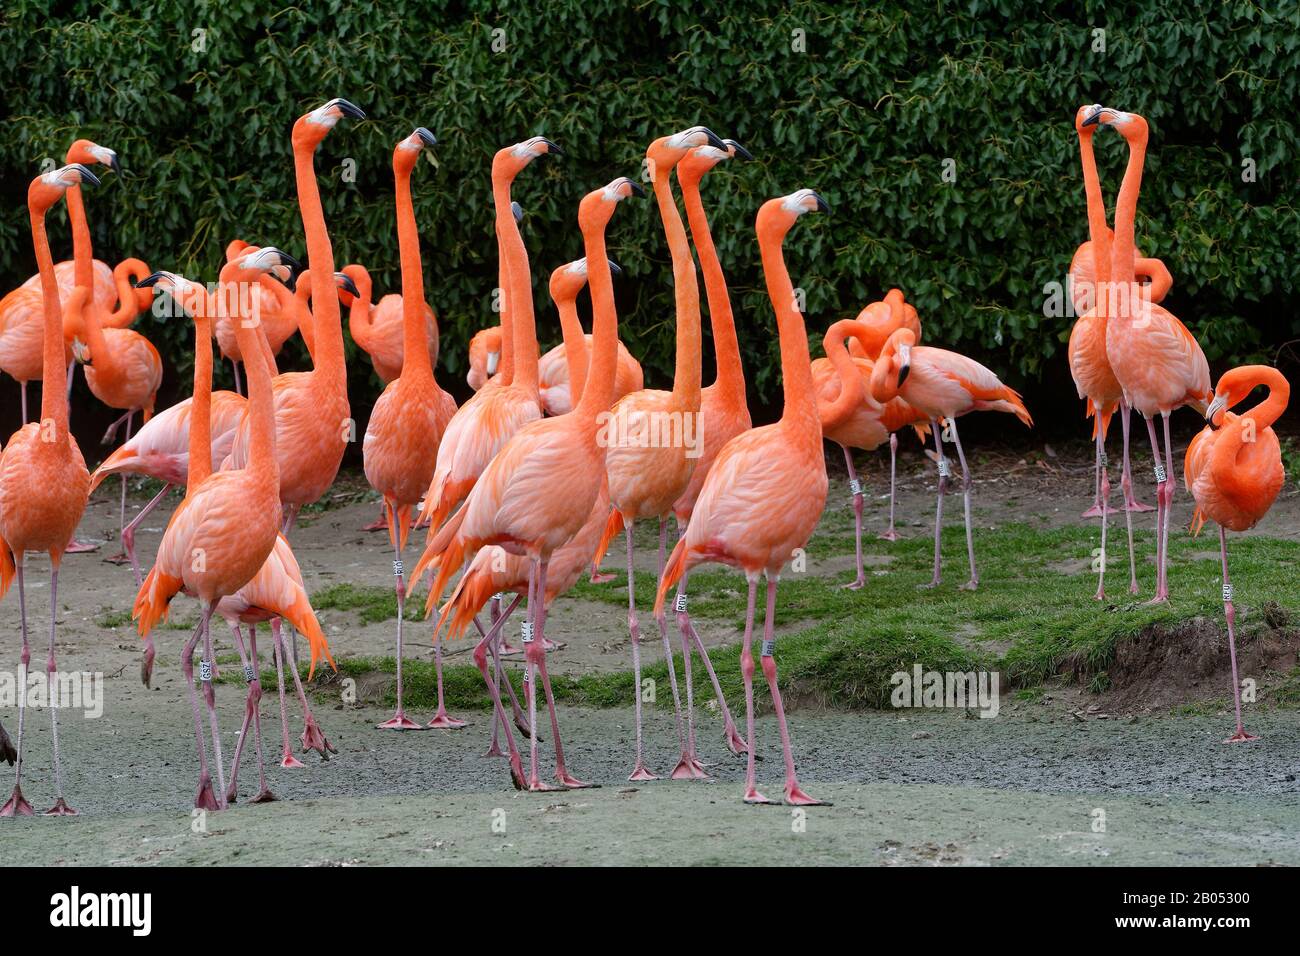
[0, 163, 100, 816]
[416, 137, 560, 536]
[871, 328, 1032, 590]
[600, 126, 727, 783]
[362, 128, 458, 730]
[133, 249, 331, 810]
[1185, 365, 1289, 742]
[655, 188, 833, 806]
[1089, 106, 1211, 603]
[416, 177, 643, 791]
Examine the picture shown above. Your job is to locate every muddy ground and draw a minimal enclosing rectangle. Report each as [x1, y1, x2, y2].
[2, 441, 1298, 866]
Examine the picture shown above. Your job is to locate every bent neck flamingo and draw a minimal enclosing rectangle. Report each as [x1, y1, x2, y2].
[0, 163, 101, 816]
[1185, 365, 1289, 742]
[655, 188, 832, 805]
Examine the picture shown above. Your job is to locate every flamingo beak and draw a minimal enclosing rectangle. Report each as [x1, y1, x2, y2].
[334, 98, 366, 120]
[1205, 394, 1227, 425]
[896, 345, 912, 388]
[486, 350, 500, 376]
[415, 127, 437, 148]
[724, 139, 754, 161]
[336, 273, 360, 298]
[626, 179, 646, 198]
[512, 201, 524, 223]
[539, 137, 563, 157]
[608, 259, 622, 277]
[136, 272, 164, 289]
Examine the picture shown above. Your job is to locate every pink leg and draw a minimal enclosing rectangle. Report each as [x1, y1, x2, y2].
[878, 432, 901, 541]
[922, 418, 947, 589]
[362, 503, 388, 532]
[378, 505, 428, 731]
[522, 562, 560, 792]
[122, 482, 173, 588]
[181, 604, 220, 810]
[649, 519, 693, 781]
[270, 621, 304, 769]
[661, 556, 708, 778]
[842, 446, 867, 590]
[226, 624, 274, 804]
[1, 561, 34, 816]
[198, 608, 228, 811]
[285, 638, 335, 757]
[739, 578, 771, 804]
[947, 417, 979, 591]
[19, 381, 27, 425]
[532, 558, 592, 789]
[1119, 402, 1140, 593]
[245, 627, 274, 800]
[231, 358, 243, 397]
[1094, 430, 1111, 602]
[105, 417, 135, 564]
[472, 598, 526, 787]
[1121, 400, 1155, 513]
[1144, 416, 1169, 604]
[1218, 527, 1257, 743]
[1159, 411, 1176, 601]
[625, 525, 657, 781]
[101, 408, 132, 446]
[1081, 423, 1119, 518]
[759, 577, 829, 806]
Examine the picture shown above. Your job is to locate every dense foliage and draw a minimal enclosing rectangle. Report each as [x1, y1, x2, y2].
[2, 1, 1296, 436]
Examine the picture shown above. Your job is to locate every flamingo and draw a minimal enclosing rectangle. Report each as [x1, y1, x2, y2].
[341, 263, 440, 385]
[361, 128, 458, 730]
[1185, 365, 1289, 743]
[467, 325, 503, 392]
[1088, 106, 1211, 603]
[415, 136, 560, 536]
[870, 327, 1032, 590]
[133, 249, 332, 811]
[416, 176, 643, 791]
[0, 163, 100, 817]
[601, 126, 727, 782]
[813, 315, 928, 589]
[215, 239, 306, 395]
[654, 188, 832, 806]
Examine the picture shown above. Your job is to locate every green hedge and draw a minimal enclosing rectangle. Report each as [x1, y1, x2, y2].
[2, 1, 1297, 427]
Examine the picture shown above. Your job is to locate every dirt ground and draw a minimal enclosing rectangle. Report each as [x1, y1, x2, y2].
[2, 440, 1298, 866]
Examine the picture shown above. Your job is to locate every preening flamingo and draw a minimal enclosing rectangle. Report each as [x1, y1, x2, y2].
[361, 128, 458, 730]
[655, 188, 832, 806]
[415, 136, 559, 535]
[1089, 106, 1211, 603]
[418, 177, 643, 791]
[601, 126, 728, 782]
[871, 327, 1032, 590]
[342, 263, 439, 385]
[134, 249, 332, 811]
[217, 239, 305, 394]
[1184, 366, 1289, 743]
[0, 163, 100, 817]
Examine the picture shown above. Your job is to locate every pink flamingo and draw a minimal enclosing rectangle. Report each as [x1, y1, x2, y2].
[655, 189, 832, 805]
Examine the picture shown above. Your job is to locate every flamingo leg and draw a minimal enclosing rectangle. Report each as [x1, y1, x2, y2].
[100, 408, 132, 446]
[198, 607, 228, 810]
[121, 482, 173, 588]
[923, 417, 947, 589]
[284, 633, 334, 757]
[739, 577, 771, 804]
[38, 563, 74, 816]
[625, 524, 657, 781]
[878, 432, 900, 541]
[181, 604, 220, 810]
[1219, 527, 1257, 743]
[19, 381, 27, 426]
[652, 519, 693, 780]
[1144, 416, 1168, 604]
[945, 416, 979, 590]
[246, 626, 273, 800]
[532, 558, 591, 789]
[226, 624, 274, 804]
[522, 562, 560, 792]
[226, 622, 252, 801]
[231, 359, 242, 397]
[1119, 401, 1141, 593]
[472, 596, 526, 782]
[1121, 400, 1155, 513]
[760, 576, 829, 806]
[0, 561, 34, 816]
[842, 446, 867, 589]
[270, 621, 304, 769]
[428, 531, 468, 728]
[1094, 428, 1111, 601]
[66, 359, 75, 400]
[1159, 411, 1176, 601]
[280, 505, 302, 669]
[379, 503, 426, 731]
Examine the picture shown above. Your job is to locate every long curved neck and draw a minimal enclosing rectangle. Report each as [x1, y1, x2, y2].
[1078, 131, 1111, 284]
[1111, 130, 1146, 290]
[496, 171, 537, 393]
[652, 165, 702, 408]
[1243, 369, 1290, 430]
[32, 203, 69, 428]
[228, 277, 277, 477]
[188, 300, 214, 489]
[66, 183, 95, 291]
[681, 173, 744, 399]
[555, 286, 588, 405]
[575, 223, 616, 421]
[108, 259, 149, 326]
[293, 137, 346, 387]
[495, 228, 514, 385]
[818, 320, 868, 430]
[395, 163, 433, 381]
[759, 219, 817, 431]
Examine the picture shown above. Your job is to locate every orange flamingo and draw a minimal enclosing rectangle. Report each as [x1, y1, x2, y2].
[342, 263, 439, 386]
[1088, 106, 1211, 603]
[601, 126, 726, 782]
[655, 189, 832, 805]
[1184, 365, 1289, 742]
[216, 239, 306, 395]
[416, 137, 560, 536]
[417, 176, 643, 791]
[133, 248, 331, 810]
[871, 328, 1032, 590]
[0, 163, 100, 816]
[362, 128, 458, 730]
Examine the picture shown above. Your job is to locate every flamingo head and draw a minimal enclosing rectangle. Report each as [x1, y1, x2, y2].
[293, 97, 365, 148]
[1074, 104, 1105, 135]
[757, 188, 829, 240]
[66, 139, 121, 176]
[646, 126, 727, 178]
[234, 246, 301, 284]
[678, 137, 753, 184]
[1206, 367, 1266, 427]
[337, 264, 370, 307]
[1082, 105, 1147, 141]
[468, 326, 505, 389]
[495, 136, 562, 178]
[876, 327, 917, 397]
[579, 177, 644, 231]
[394, 127, 437, 173]
[29, 163, 99, 212]
[138, 271, 209, 319]
[549, 257, 623, 304]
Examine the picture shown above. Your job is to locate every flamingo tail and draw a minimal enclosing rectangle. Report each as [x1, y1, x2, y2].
[0, 536, 14, 602]
[133, 564, 182, 637]
[654, 535, 689, 617]
[278, 589, 335, 679]
[591, 507, 624, 574]
[412, 507, 469, 617]
[88, 444, 142, 493]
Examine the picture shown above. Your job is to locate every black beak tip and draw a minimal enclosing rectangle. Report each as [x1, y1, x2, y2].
[336, 98, 366, 120]
[511, 201, 524, 223]
[812, 191, 830, 214]
[416, 127, 437, 148]
[136, 272, 163, 289]
[627, 179, 646, 198]
[725, 139, 754, 162]
[897, 365, 911, 388]
[109, 155, 122, 175]
[337, 273, 360, 297]
[75, 164, 101, 188]
[280, 252, 304, 273]
[541, 138, 563, 157]
[608, 259, 622, 276]
[699, 127, 727, 151]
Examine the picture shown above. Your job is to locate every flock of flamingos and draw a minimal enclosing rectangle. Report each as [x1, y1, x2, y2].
[0, 99, 1289, 816]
